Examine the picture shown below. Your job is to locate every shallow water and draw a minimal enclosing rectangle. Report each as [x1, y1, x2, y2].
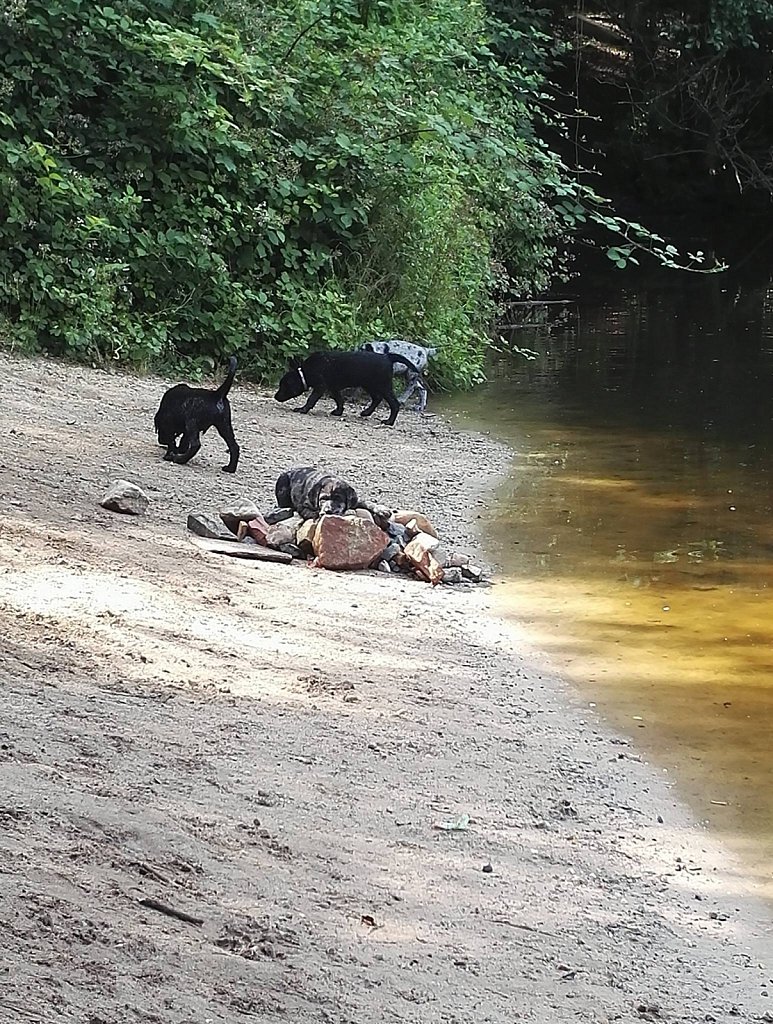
[446, 273, 773, 895]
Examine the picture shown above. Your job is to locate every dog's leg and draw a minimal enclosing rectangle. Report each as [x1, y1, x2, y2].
[214, 416, 240, 473]
[296, 388, 324, 413]
[275, 473, 292, 508]
[172, 424, 202, 464]
[162, 433, 187, 459]
[401, 372, 429, 413]
[359, 392, 380, 418]
[399, 375, 419, 406]
[329, 390, 345, 417]
[381, 390, 400, 426]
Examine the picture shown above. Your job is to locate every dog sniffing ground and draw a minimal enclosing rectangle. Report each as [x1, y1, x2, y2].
[0, 353, 771, 1024]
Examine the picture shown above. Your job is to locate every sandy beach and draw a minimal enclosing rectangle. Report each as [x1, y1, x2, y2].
[0, 352, 770, 1024]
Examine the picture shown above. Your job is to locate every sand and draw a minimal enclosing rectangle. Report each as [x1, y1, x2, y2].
[0, 352, 770, 1024]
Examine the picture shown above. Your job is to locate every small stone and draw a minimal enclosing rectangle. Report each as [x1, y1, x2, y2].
[404, 532, 444, 584]
[347, 508, 375, 524]
[482, 863, 493, 874]
[364, 505, 393, 531]
[264, 506, 295, 526]
[220, 500, 261, 535]
[461, 563, 483, 582]
[312, 515, 389, 571]
[391, 551, 412, 571]
[376, 560, 391, 573]
[187, 512, 235, 541]
[255, 790, 279, 807]
[404, 531, 441, 556]
[432, 542, 449, 566]
[446, 551, 470, 568]
[392, 510, 438, 538]
[386, 521, 408, 545]
[100, 480, 149, 515]
[296, 518, 319, 554]
[244, 515, 270, 546]
[279, 543, 305, 559]
[441, 566, 463, 584]
[266, 516, 302, 549]
[381, 541, 401, 562]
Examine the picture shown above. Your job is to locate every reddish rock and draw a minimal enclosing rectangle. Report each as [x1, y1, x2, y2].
[404, 532, 445, 585]
[425, 553, 445, 585]
[392, 510, 438, 539]
[243, 514, 270, 546]
[312, 515, 389, 571]
[403, 531, 440, 557]
[219, 500, 261, 535]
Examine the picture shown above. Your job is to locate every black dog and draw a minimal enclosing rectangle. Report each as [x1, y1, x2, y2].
[154, 356, 240, 473]
[273, 350, 417, 426]
[275, 466, 359, 521]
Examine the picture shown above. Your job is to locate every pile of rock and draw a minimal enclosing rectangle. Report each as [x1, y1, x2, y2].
[188, 502, 483, 585]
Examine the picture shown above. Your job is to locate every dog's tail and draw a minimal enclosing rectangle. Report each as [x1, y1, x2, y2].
[215, 356, 238, 398]
[387, 353, 419, 374]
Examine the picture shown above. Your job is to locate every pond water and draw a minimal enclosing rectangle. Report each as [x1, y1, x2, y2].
[446, 269, 773, 896]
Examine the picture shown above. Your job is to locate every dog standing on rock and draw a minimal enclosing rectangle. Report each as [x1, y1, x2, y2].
[154, 356, 240, 473]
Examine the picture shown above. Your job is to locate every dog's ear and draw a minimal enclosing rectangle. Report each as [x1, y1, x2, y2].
[288, 356, 301, 370]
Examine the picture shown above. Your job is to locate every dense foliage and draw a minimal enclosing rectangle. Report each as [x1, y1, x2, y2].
[0, 0, 572, 385]
[2, 1, 752, 386]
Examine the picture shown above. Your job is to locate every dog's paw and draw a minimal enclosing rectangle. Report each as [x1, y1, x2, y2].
[330, 409, 344, 417]
[294, 407, 310, 414]
[379, 419, 396, 427]
[222, 465, 237, 473]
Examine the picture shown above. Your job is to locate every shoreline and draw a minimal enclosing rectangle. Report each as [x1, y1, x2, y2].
[0, 353, 770, 1022]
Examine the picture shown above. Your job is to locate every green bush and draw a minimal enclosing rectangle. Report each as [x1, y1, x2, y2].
[0, 0, 571, 387]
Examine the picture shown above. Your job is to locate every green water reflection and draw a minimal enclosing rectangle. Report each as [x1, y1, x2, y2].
[446, 276, 773, 894]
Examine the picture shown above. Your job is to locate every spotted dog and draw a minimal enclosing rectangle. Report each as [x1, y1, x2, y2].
[275, 466, 359, 521]
[359, 339, 436, 412]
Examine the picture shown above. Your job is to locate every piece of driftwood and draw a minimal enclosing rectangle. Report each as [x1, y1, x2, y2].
[138, 897, 204, 926]
[189, 534, 293, 563]
[501, 299, 575, 306]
